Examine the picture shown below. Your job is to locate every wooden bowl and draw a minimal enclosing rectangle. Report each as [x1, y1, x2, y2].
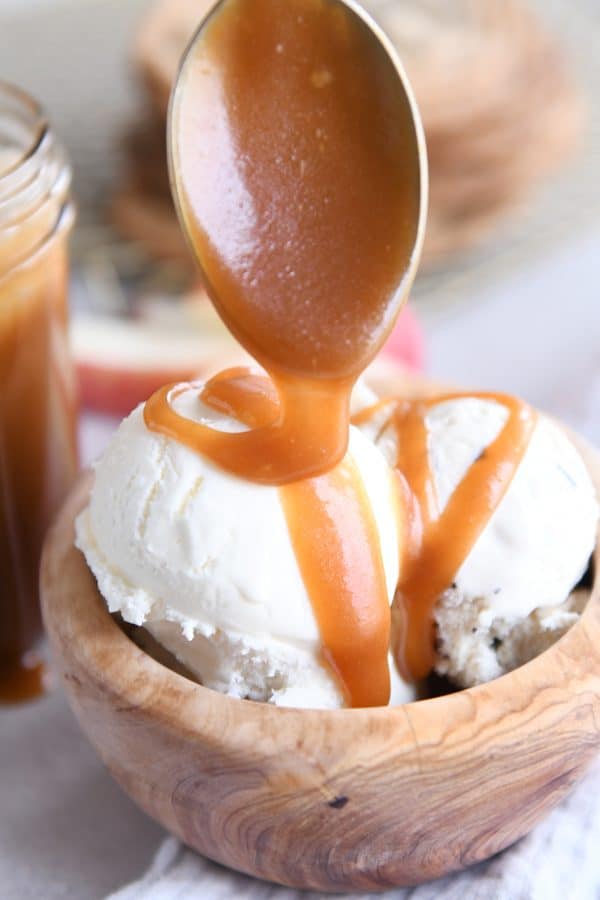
[41, 441, 600, 893]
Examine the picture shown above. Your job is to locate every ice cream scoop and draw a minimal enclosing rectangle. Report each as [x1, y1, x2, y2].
[76, 380, 409, 708]
[358, 395, 599, 686]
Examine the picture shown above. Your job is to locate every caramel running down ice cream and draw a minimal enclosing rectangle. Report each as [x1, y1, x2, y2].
[76, 379, 414, 708]
[77, 376, 598, 707]
[356, 391, 598, 687]
[76, 0, 597, 709]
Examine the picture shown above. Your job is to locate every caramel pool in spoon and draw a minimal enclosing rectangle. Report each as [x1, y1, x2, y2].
[145, 0, 427, 707]
[146, 0, 427, 485]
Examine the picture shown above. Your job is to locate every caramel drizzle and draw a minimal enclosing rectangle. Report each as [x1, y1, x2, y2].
[142, 0, 426, 706]
[280, 458, 391, 707]
[153, 374, 536, 699]
[354, 392, 537, 681]
[144, 372, 351, 486]
[0, 655, 46, 704]
[167, 369, 391, 707]
[142, 0, 536, 704]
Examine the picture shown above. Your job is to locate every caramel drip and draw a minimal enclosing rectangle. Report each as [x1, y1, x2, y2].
[145, 373, 352, 485]
[195, 369, 391, 707]
[0, 226, 77, 703]
[200, 367, 279, 429]
[281, 461, 391, 708]
[0, 655, 46, 704]
[383, 393, 536, 681]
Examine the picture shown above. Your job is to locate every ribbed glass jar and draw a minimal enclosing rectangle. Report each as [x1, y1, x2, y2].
[0, 81, 78, 702]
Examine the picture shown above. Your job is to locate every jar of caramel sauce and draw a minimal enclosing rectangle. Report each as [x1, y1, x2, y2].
[0, 83, 77, 702]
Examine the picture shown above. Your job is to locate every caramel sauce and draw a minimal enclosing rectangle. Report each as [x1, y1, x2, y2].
[354, 393, 537, 682]
[200, 366, 279, 429]
[197, 368, 392, 707]
[0, 222, 78, 703]
[142, 0, 539, 704]
[145, 371, 352, 485]
[0, 652, 46, 704]
[281, 459, 391, 707]
[146, 0, 422, 484]
[144, 0, 423, 706]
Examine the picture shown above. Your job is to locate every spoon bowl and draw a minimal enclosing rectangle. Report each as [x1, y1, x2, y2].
[168, 0, 428, 378]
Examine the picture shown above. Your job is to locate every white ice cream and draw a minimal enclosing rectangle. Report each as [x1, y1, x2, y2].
[359, 396, 598, 687]
[76, 381, 409, 709]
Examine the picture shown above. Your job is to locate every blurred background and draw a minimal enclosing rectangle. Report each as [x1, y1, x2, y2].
[1, 0, 599, 457]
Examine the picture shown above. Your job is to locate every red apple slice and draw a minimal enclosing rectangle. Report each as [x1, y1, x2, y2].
[74, 302, 423, 417]
[73, 314, 248, 416]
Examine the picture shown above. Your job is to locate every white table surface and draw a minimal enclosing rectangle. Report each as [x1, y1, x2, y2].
[2, 229, 599, 898]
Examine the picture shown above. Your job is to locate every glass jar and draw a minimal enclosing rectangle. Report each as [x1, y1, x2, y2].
[0, 82, 78, 702]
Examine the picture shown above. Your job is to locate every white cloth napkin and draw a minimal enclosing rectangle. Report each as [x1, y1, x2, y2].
[108, 758, 600, 900]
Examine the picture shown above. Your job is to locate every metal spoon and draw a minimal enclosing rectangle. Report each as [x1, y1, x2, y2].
[167, 0, 428, 377]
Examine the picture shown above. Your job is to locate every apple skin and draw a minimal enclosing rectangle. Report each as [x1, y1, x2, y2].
[77, 362, 201, 417]
[381, 305, 424, 372]
[76, 305, 424, 417]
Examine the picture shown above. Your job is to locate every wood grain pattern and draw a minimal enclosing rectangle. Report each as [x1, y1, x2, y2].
[40, 438, 600, 892]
